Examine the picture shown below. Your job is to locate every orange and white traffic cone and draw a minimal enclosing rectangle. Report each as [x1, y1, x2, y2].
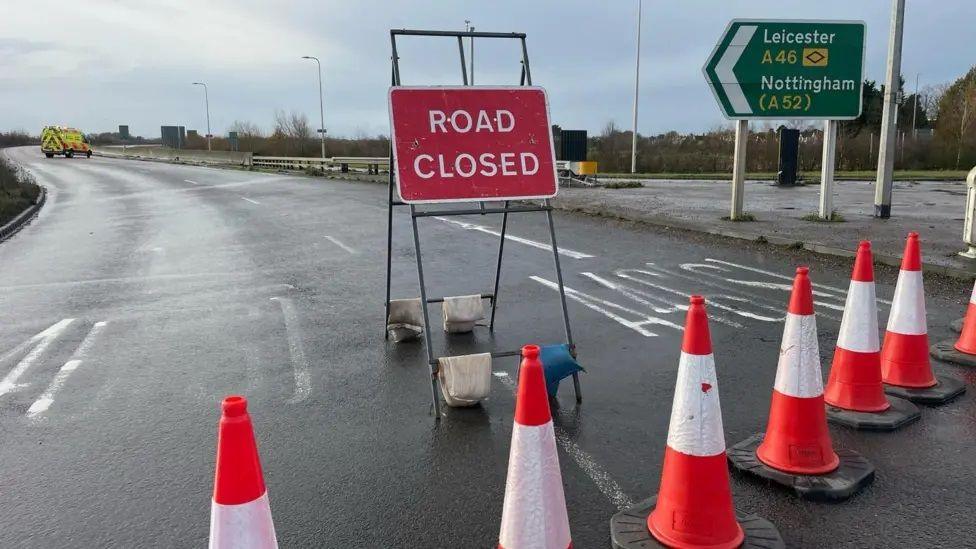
[881, 232, 965, 405]
[610, 296, 783, 549]
[498, 345, 572, 549]
[729, 268, 874, 501]
[953, 281, 976, 355]
[209, 396, 278, 549]
[824, 241, 920, 430]
[929, 280, 976, 367]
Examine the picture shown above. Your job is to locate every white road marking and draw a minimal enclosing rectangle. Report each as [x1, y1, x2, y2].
[493, 368, 634, 510]
[434, 217, 594, 259]
[704, 258, 892, 306]
[271, 297, 312, 404]
[615, 269, 781, 322]
[184, 179, 199, 185]
[324, 235, 357, 254]
[581, 272, 746, 329]
[0, 319, 75, 397]
[240, 196, 261, 205]
[674, 263, 844, 321]
[26, 321, 107, 417]
[531, 276, 682, 336]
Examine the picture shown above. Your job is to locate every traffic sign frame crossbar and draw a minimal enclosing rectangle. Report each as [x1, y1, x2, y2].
[384, 28, 580, 419]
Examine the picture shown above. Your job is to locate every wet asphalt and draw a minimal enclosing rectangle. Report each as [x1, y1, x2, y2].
[0, 145, 974, 548]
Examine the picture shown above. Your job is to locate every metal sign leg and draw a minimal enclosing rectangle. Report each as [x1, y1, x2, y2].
[409, 206, 442, 418]
[544, 200, 581, 403]
[384, 177, 394, 339]
[489, 200, 509, 332]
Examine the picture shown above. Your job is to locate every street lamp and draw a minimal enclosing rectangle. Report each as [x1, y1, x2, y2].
[191, 82, 211, 151]
[301, 55, 327, 159]
[630, 0, 642, 174]
[464, 20, 474, 84]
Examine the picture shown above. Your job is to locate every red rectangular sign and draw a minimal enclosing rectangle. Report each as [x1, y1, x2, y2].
[388, 86, 558, 204]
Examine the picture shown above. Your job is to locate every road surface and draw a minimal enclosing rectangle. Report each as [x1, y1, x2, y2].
[1, 145, 973, 547]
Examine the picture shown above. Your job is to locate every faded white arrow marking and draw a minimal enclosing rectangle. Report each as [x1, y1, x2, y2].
[28, 321, 108, 417]
[0, 319, 75, 398]
[271, 297, 312, 404]
[716, 25, 756, 114]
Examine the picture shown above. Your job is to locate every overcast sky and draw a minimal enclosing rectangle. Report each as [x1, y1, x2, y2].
[2, 1, 973, 138]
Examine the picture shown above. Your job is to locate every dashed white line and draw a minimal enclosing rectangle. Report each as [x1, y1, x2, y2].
[271, 297, 312, 404]
[184, 179, 200, 185]
[0, 319, 75, 398]
[240, 196, 261, 205]
[493, 368, 634, 510]
[434, 217, 594, 259]
[324, 235, 357, 254]
[27, 321, 107, 417]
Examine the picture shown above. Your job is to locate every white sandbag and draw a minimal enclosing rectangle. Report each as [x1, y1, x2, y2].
[387, 298, 424, 342]
[438, 353, 492, 407]
[442, 294, 485, 333]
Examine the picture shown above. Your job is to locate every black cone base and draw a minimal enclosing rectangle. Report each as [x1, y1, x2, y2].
[727, 433, 875, 502]
[826, 395, 920, 431]
[610, 495, 784, 549]
[884, 374, 966, 405]
[930, 339, 976, 368]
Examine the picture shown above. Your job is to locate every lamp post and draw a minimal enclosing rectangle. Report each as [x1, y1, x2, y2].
[464, 20, 474, 84]
[191, 82, 211, 151]
[301, 56, 327, 159]
[630, 0, 642, 174]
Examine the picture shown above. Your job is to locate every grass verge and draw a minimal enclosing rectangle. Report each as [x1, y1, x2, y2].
[0, 155, 41, 226]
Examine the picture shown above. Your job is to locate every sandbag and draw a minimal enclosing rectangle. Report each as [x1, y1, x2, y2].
[438, 353, 492, 407]
[387, 298, 424, 342]
[442, 294, 485, 333]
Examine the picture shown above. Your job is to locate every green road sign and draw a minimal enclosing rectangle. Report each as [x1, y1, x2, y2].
[704, 19, 865, 120]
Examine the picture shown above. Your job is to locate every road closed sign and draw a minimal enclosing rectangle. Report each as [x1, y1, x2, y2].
[388, 86, 558, 203]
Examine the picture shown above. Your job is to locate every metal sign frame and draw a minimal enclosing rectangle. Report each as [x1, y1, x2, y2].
[384, 28, 581, 418]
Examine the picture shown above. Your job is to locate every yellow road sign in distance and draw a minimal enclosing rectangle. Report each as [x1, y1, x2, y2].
[803, 48, 828, 67]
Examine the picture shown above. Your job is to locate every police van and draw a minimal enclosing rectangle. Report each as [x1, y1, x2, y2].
[41, 126, 93, 158]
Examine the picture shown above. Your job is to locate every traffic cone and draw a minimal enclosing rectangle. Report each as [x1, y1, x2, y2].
[824, 241, 920, 430]
[929, 280, 976, 367]
[609, 296, 783, 549]
[881, 232, 965, 404]
[953, 281, 976, 355]
[729, 268, 874, 501]
[209, 396, 278, 549]
[648, 296, 743, 549]
[498, 345, 572, 549]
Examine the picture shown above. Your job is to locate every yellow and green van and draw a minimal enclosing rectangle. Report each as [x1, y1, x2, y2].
[41, 126, 93, 158]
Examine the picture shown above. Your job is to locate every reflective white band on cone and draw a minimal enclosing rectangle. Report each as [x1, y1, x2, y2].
[209, 492, 278, 549]
[773, 313, 824, 398]
[887, 270, 927, 335]
[666, 351, 725, 457]
[498, 421, 572, 549]
[837, 280, 881, 353]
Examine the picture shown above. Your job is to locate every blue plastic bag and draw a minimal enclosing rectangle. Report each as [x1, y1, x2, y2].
[539, 344, 584, 397]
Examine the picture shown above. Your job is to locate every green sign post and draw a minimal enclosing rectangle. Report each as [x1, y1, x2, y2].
[704, 20, 865, 119]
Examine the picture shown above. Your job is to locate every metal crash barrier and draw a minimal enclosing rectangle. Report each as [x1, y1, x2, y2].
[251, 155, 389, 174]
